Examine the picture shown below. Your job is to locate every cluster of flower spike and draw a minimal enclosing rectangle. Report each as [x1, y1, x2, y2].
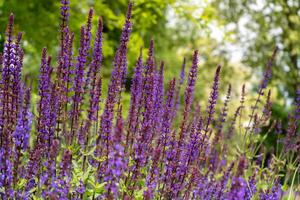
[0, 1, 299, 199]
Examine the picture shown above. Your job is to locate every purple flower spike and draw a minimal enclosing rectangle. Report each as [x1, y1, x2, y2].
[1, 13, 15, 139]
[245, 173, 257, 200]
[259, 180, 282, 200]
[70, 11, 93, 140]
[295, 85, 300, 124]
[163, 51, 199, 198]
[60, 0, 70, 29]
[37, 48, 52, 148]
[227, 106, 241, 139]
[161, 78, 176, 151]
[184, 50, 199, 113]
[260, 47, 278, 90]
[153, 61, 165, 136]
[105, 108, 126, 199]
[13, 86, 31, 151]
[180, 57, 186, 85]
[96, 1, 132, 178]
[213, 84, 231, 144]
[81, 17, 103, 148]
[226, 176, 247, 200]
[173, 58, 186, 119]
[176, 50, 199, 166]
[71, 25, 90, 143]
[50, 150, 72, 199]
[126, 49, 143, 150]
[205, 65, 221, 133]
[12, 33, 24, 119]
[85, 17, 103, 90]
[137, 39, 156, 161]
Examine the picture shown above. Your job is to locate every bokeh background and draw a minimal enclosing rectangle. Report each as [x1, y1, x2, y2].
[0, 0, 299, 131]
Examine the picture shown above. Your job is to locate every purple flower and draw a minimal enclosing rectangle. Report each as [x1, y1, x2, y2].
[259, 180, 282, 200]
[260, 47, 278, 90]
[0, 14, 18, 198]
[97, 2, 132, 164]
[0, 1, 296, 199]
[50, 150, 72, 199]
[295, 86, 300, 123]
[104, 109, 126, 198]
[126, 49, 144, 150]
[144, 147, 162, 199]
[60, 0, 70, 28]
[183, 50, 199, 113]
[153, 61, 165, 135]
[161, 78, 176, 151]
[37, 48, 53, 149]
[215, 163, 234, 199]
[75, 180, 85, 194]
[132, 40, 156, 176]
[173, 58, 186, 119]
[226, 177, 247, 200]
[213, 84, 231, 145]
[85, 17, 103, 91]
[71, 25, 91, 142]
[245, 173, 257, 200]
[71, 10, 93, 140]
[177, 50, 199, 153]
[227, 106, 241, 139]
[205, 65, 221, 133]
[262, 89, 272, 119]
[80, 18, 104, 149]
[12, 33, 24, 119]
[283, 114, 297, 152]
[170, 51, 199, 194]
[13, 86, 32, 151]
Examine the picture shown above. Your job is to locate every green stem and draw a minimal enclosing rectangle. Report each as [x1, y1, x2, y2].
[288, 165, 299, 200]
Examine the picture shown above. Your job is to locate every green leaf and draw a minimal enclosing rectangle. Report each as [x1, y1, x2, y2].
[16, 178, 27, 190]
[134, 188, 146, 200]
[80, 145, 97, 156]
[94, 182, 106, 194]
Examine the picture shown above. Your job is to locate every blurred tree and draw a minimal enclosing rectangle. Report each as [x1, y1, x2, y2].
[207, 0, 300, 101]
[0, 0, 253, 109]
[0, 0, 175, 80]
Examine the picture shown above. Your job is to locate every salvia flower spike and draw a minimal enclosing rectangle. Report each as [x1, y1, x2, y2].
[0, 1, 295, 199]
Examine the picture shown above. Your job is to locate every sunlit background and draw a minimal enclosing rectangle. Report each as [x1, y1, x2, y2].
[0, 0, 299, 127]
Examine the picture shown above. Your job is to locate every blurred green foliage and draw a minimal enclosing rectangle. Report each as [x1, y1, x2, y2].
[1, 0, 297, 122]
[0, 0, 176, 81]
[207, 0, 300, 100]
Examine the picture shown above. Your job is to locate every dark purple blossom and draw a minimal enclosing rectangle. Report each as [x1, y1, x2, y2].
[259, 180, 282, 200]
[13, 86, 31, 151]
[60, 0, 70, 28]
[50, 150, 72, 199]
[245, 173, 257, 200]
[295, 86, 300, 123]
[213, 84, 231, 145]
[176, 50, 199, 155]
[173, 58, 186, 119]
[126, 50, 144, 150]
[97, 2, 132, 164]
[226, 177, 247, 200]
[131, 40, 156, 180]
[104, 108, 126, 199]
[260, 47, 278, 90]
[71, 26, 91, 142]
[37, 48, 52, 149]
[205, 65, 221, 133]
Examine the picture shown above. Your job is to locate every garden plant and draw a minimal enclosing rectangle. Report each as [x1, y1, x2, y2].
[0, 0, 299, 199]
